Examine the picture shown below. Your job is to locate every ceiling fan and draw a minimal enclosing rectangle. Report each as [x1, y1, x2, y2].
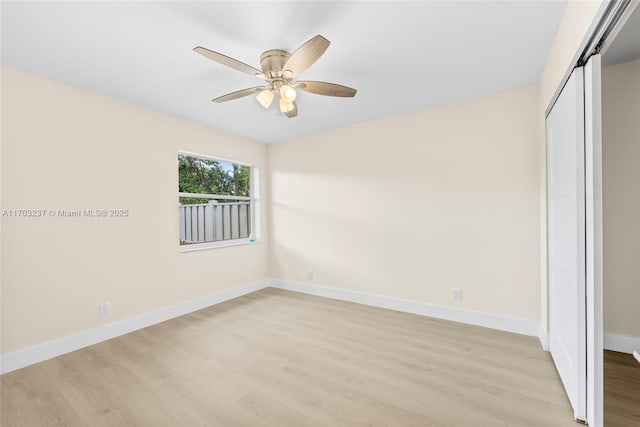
[194, 35, 357, 118]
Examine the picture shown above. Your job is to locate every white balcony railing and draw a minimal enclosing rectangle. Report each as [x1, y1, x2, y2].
[179, 194, 251, 244]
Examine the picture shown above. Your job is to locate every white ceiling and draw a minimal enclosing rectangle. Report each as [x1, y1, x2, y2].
[1, 1, 566, 143]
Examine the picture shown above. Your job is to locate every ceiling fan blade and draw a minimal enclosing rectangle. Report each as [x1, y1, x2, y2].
[194, 46, 263, 77]
[282, 35, 330, 77]
[285, 100, 298, 118]
[213, 86, 267, 103]
[296, 81, 357, 97]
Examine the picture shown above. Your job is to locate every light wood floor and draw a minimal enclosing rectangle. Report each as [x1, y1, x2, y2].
[604, 350, 640, 426]
[1, 288, 578, 426]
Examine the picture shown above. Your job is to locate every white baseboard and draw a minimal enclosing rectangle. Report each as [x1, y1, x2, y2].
[0, 279, 270, 375]
[269, 279, 540, 337]
[1, 278, 547, 375]
[604, 332, 640, 354]
[538, 324, 550, 351]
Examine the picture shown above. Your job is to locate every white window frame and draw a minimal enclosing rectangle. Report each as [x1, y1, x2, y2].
[178, 150, 260, 252]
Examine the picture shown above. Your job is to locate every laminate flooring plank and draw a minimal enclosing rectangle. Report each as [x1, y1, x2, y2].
[604, 350, 640, 426]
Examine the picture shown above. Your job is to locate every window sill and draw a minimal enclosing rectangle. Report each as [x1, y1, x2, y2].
[179, 238, 259, 253]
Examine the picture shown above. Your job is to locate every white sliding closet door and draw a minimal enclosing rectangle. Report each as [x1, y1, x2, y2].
[547, 67, 587, 422]
[546, 54, 604, 426]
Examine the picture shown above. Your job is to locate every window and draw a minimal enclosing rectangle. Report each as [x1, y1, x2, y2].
[178, 152, 259, 251]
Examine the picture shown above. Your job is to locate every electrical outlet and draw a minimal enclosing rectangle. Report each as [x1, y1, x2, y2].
[99, 302, 111, 317]
[451, 288, 462, 302]
[305, 269, 314, 281]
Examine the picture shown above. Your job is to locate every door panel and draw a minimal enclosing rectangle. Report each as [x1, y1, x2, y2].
[547, 67, 587, 421]
[584, 54, 603, 427]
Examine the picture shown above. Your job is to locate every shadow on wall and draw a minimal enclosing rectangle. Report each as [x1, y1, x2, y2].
[270, 170, 536, 312]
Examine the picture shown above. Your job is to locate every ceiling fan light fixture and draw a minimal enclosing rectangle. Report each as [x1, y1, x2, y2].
[256, 89, 273, 108]
[195, 35, 357, 118]
[279, 84, 297, 102]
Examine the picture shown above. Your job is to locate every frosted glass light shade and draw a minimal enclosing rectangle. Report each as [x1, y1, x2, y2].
[279, 98, 294, 113]
[256, 89, 273, 108]
[279, 84, 297, 102]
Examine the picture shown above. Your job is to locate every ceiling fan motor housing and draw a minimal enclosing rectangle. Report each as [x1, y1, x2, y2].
[260, 49, 291, 80]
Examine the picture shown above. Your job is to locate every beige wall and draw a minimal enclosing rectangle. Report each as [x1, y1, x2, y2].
[537, 0, 604, 333]
[602, 58, 640, 338]
[269, 85, 540, 321]
[0, 67, 269, 354]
